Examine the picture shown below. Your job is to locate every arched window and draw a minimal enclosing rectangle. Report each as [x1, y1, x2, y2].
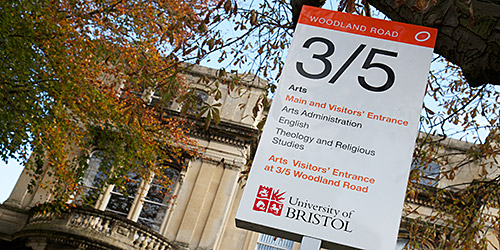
[81, 151, 110, 205]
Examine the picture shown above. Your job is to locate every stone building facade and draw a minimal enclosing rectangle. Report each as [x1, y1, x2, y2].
[0, 65, 498, 250]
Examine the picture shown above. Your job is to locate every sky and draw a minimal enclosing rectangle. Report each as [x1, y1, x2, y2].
[0, 159, 25, 203]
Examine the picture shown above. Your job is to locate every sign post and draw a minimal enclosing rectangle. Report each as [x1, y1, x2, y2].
[236, 6, 437, 250]
[300, 236, 321, 250]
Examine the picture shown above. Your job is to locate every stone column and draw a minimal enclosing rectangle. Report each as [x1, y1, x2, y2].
[197, 166, 239, 249]
[174, 160, 218, 245]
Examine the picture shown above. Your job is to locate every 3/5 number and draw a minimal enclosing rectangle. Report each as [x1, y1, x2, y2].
[296, 36, 398, 92]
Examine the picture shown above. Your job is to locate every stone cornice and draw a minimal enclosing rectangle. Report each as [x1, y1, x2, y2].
[199, 156, 245, 170]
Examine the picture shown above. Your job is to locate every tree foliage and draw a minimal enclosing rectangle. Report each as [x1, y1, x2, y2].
[0, 0, 218, 204]
[2, 0, 500, 248]
[405, 57, 500, 250]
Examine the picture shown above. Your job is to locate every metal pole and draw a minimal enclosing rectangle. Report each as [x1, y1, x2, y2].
[300, 236, 321, 250]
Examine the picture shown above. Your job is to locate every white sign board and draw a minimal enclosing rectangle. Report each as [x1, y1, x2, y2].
[236, 6, 437, 250]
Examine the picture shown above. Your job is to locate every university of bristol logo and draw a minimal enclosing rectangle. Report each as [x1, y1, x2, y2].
[252, 185, 286, 216]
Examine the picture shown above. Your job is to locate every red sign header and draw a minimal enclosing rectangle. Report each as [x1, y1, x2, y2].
[298, 6, 437, 48]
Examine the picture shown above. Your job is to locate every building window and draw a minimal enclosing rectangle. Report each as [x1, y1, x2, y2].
[256, 234, 294, 250]
[148, 90, 174, 108]
[106, 171, 142, 218]
[81, 150, 182, 232]
[81, 151, 110, 205]
[137, 167, 180, 231]
[185, 89, 208, 114]
[195, 90, 208, 109]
